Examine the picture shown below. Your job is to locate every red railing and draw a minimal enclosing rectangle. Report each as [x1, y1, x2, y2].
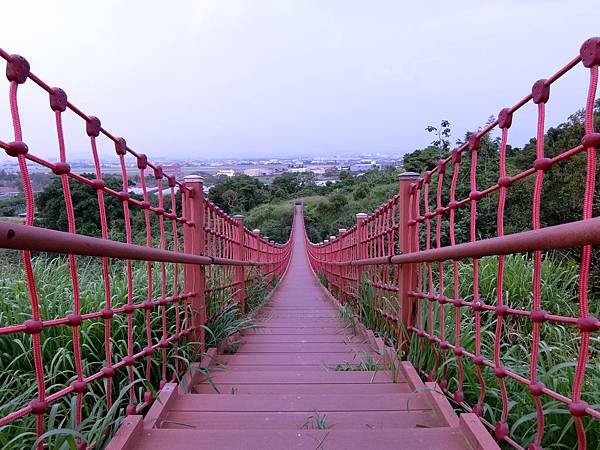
[307, 37, 600, 449]
[0, 50, 291, 448]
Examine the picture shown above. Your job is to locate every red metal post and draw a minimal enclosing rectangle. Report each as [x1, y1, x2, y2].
[355, 213, 368, 298]
[339, 228, 347, 302]
[233, 215, 246, 312]
[183, 175, 206, 352]
[398, 172, 420, 345]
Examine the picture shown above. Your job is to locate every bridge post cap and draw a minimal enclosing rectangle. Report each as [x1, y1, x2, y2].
[339, 228, 347, 234]
[399, 171, 420, 180]
[356, 213, 368, 219]
[269, 240, 275, 244]
[252, 228, 260, 234]
[324, 239, 329, 243]
[232, 214, 244, 219]
[330, 235, 336, 240]
[184, 175, 204, 183]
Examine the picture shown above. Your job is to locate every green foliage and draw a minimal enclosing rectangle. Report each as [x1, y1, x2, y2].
[245, 202, 294, 243]
[0, 169, 51, 192]
[207, 174, 270, 214]
[0, 256, 277, 448]
[405, 255, 600, 448]
[37, 174, 125, 237]
[0, 256, 192, 448]
[332, 354, 383, 372]
[0, 194, 25, 217]
[300, 411, 334, 430]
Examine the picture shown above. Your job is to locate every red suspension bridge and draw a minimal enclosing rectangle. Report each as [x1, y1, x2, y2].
[0, 37, 599, 449]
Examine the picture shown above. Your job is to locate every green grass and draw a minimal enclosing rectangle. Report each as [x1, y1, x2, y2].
[331, 354, 383, 372]
[336, 253, 599, 448]
[300, 411, 334, 430]
[0, 255, 275, 449]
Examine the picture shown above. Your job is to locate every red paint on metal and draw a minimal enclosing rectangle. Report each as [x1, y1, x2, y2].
[0, 48, 291, 448]
[307, 38, 600, 449]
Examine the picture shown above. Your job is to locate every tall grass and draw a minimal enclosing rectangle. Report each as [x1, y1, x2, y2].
[334, 254, 600, 447]
[0, 256, 193, 449]
[0, 255, 275, 449]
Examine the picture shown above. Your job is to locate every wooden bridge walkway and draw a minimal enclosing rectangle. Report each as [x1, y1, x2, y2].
[108, 207, 497, 449]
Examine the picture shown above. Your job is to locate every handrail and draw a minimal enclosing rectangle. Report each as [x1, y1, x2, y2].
[308, 215, 600, 266]
[0, 49, 292, 449]
[306, 37, 600, 450]
[0, 221, 288, 267]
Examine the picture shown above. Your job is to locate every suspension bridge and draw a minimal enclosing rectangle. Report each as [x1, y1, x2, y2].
[0, 37, 599, 449]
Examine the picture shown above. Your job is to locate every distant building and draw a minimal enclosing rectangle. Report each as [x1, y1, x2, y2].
[243, 168, 273, 177]
[217, 169, 236, 177]
[315, 179, 339, 187]
[288, 167, 309, 173]
[350, 161, 379, 172]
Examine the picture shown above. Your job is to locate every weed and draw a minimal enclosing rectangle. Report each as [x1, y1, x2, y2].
[300, 411, 334, 430]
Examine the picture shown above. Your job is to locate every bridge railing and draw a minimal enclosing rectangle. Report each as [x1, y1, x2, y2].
[307, 37, 600, 449]
[0, 50, 291, 448]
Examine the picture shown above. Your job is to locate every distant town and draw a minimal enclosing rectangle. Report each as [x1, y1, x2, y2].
[0, 153, 406, 199]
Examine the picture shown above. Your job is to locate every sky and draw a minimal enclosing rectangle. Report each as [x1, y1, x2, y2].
[0, 0, 598, 162]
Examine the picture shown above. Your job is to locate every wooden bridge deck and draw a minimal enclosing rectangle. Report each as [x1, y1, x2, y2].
[108, 208, 498, 449]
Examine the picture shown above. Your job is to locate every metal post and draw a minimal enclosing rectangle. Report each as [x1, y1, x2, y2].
[183, 175, 206, 353]
[339, 228, 347, 302]
[355, 213, 368, 300]
[233, 215, 246, 313]
[398, 172, 420, 344]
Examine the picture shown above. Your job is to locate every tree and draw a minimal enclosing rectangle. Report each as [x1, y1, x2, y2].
[36, 174, 126, 237]
[208, 175, 270, 213]
[222, 190, 238, 209]
[425, 119, 451, 154]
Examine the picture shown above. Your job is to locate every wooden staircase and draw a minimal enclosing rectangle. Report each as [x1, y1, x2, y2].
[107, 211, 498, 450]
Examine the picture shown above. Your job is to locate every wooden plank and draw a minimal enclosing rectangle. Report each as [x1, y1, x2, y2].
[241, 334, 367, 344]
[194, 370, 400, 385]
[217, 364, 334, 372]
[194, 382, 409, 395]
[144, 383, 178, 429]
[163, 409, 442, 430]
[218, 352, 383, 366]
[400, 361, 425, 390]
[236, 342, 373, 353]
[170, 393, 431, 412]
[459, 413, 501, 450]
[185, 347, 218, 389]
[423, 382, 459, 427]
[105, 415, 143, 450]
[127, 428, 472, 450]
[244, 327, 348, 335]
[260, 319, 347, 326]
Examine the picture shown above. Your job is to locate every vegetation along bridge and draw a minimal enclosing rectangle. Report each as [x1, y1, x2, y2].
[0, 37, 599, 449]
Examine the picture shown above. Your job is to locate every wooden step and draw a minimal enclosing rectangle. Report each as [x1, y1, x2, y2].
[194, 370, 401, 385]
[161, 409, 443, 429]
[193, 382, 410, 395]
[169, 393, 430, 412]
[241, 334, 366, 343]
[116, 427, 480, 450]
[235, 342, 373, 353]
[244, 327, 348, 335]
[105, 208, 500, 450]
[217, 352, 383, 366]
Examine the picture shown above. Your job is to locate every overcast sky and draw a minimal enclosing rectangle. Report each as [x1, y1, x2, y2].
[0, 0, 598, 162]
